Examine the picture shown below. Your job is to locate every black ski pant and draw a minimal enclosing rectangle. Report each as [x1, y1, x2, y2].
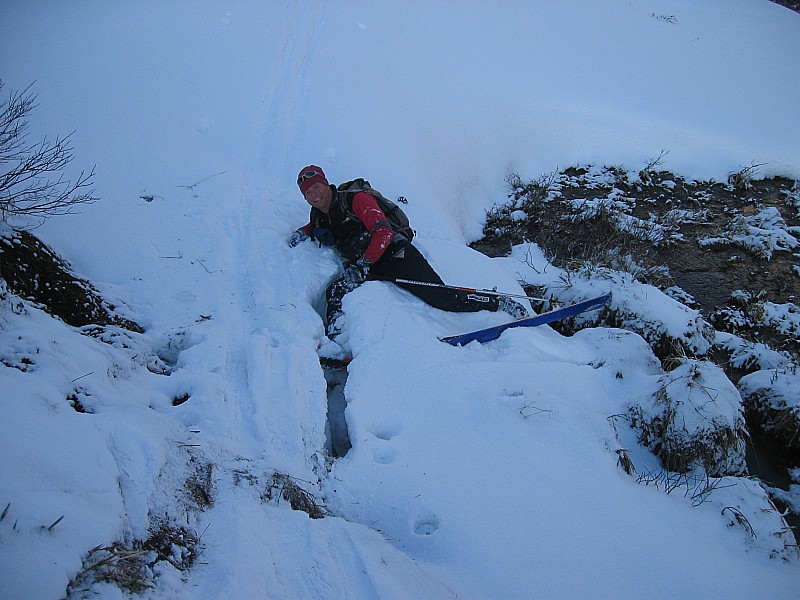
[325, 243, 500, 334]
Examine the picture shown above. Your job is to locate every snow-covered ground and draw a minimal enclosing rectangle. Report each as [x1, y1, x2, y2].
[1, 1, 799, 598]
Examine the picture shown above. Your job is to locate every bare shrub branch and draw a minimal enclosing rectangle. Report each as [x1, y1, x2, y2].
[0, 80, 98, 221]
[264, 472, 325, 519]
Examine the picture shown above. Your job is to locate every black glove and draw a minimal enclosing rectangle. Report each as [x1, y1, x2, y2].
[288, 230, 309, 247]
[343, 258, 371, 284]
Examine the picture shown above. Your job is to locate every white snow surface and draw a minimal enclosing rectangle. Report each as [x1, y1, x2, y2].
[1, 1, 799, 598]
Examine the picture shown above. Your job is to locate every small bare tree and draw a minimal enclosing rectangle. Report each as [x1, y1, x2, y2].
[0, 80, 97, 221]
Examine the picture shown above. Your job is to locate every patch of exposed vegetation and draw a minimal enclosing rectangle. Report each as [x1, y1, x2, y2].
[0, 226, 141, 331]
[184, 459, 215, 511]
[628, 360, 748, 477]
[264, 472, 325, 519]
[739, 367, 800, 460]
[479, 164, 799, 317]
[474, 160, 799, 365]
[66, 522, 200, 597]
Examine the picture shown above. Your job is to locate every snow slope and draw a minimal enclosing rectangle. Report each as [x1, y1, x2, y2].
[1, 1, 799, 598]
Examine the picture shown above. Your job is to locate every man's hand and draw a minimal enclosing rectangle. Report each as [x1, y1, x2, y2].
[343, 258, 371, 284]
[288, 230, 309, 247]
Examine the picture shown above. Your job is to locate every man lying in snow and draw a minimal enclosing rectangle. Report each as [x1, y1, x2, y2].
[288, 165, 529, 339]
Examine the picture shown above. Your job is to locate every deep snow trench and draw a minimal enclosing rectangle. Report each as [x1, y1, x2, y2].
[324, 365, 352, 458]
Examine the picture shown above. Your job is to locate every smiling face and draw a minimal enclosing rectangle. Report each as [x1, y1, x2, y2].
[303, 181, 332, 213]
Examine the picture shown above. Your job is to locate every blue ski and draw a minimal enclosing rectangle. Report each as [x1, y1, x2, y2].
[440, 293, 611, 346]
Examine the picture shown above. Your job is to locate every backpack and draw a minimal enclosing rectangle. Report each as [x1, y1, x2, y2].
[337, 178, 415, 242]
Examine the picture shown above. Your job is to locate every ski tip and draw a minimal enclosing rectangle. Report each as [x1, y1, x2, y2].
[439, 334, 475, 346]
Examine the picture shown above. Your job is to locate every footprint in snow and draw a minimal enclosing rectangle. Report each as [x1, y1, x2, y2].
[370, 421, 402, 441]
[413, 513, 440, 536]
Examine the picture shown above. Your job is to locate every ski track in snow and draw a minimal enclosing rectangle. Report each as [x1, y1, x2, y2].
[233, 0, 329, 469]
[219, 0, 323, 456]
[246, 0, 326, 181]
[192, 3, 360, 594]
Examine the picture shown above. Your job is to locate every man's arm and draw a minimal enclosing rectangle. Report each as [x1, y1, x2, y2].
[351, 191, 395, 264]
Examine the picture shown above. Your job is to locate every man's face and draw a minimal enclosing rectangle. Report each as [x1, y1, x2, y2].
[303, 182, 332, 213]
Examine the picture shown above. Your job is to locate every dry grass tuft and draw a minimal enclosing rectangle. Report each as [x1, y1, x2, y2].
[265, 472, 325, 519]
[66, 524, 200, 597]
